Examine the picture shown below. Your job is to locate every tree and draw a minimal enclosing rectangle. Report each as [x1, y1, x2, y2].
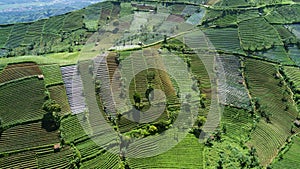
[42, 99, 61, 131]
[133, 92, 142, 109]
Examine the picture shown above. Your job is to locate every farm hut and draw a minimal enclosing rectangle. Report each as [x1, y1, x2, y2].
[54, 143, 61, 152]
[38, 75, 44, 80]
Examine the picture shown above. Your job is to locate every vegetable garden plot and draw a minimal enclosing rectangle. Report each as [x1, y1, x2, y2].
[288, 24, 300, 39]
[83, 3, 103, 31]
[37, 146, 73, 169]
[80, 146, 121, 169]
[60, 113, 91, 143]
[48, 85, 71, 115]
[186, 10, 205, 25]
[62, 11, 84, 32]
[215, 0, 249, 7]
[40, 64, 64, 86]
[22, 19, 45, 46]
[244, 59, 298, 166]
[204, 28, 245, 54]
[0, 62, 42, 83]
[5, 23, 28, 48]
[238, 17, 282, 51]
[255, 45, 294, 65]
[272, 136, 300, 168]
[0, 77, 46, 127]
[181, 5, 200, 16]
[0, 122, 59, 153]
[216, 55, 250, 109]
[127, 134, 204, 169]
[273, 25, 297, 43]
[0, 151, 37, 169]
[94, 54, 117, 117]
[0, 26, 13, 48]
[61, 65, 86, 114]
[43, 15, 65, 34]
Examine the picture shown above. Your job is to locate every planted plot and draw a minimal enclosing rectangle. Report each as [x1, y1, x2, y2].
[22, 19, 45, 46]
[61, 65, 86, 114]
[0, 122, 59, 153]
[60, 114, 90, 143]
[75, 139, 104, 160]
[181, 5, 200, 16]
[238, 18, 282, 51]
[283, 66, 300, 92]
[83, 3, 102, 31]
[216, 55, 250, 109]
[62, 11, 84, 32]
[0, 151, 37, 169]
[212, 14, 237, 27]
[272, 136, 300, 168]
[276, 4, 300, 23]
[0, 77, 46, 127]
[273, 25, 297, 43]
[169, 4, 186, 15]
[0, 26, 13, 48]
[37, 146, 73, 169]
[256, 45, 294, 65]
[99, 2, 113, 23]
[215, 0, 249, 7]
[5, 23, 29, 48]
[237, 9, 259, 22]
[128, 134, 204, 169]
[80, 147, 121, 169]
[244, 59, 298, 166]
[48, 85, 71, 115]
[186, 10, 205, 25]
[0, 62, 42, 83]
[288, 24, 300, 39]
[44, 15, 65, 34]
[40, 64, 64, 86]
[205, 107, 254, 168]
[204, 28, 245, 54]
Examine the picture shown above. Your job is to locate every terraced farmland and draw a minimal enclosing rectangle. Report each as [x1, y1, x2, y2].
[216, 55, 250, 109]
[272, 136, 300, 168]
[0, 77, 46, 127]
[127, 134, 204, 168]
[0, 62, 42, 83]
[238, 18, 282, 51]
[48, 85, 71, 115]
[244, 59, 298, 166]
[40, 64, 64, 86]
[0, 122, 59, 153]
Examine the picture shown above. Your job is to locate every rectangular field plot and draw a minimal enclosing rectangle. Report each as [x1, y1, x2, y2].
[127, 134, 204, 169]
[61, 65, 86, 114]
[216, 55, 250, 109]
[267, 4, 300, 24]
[0, 77, 46, 127]
[204, 28, 245, 54]
[0, 122, 59, 153]
[244, 59, 298, 166]
[0, 62, 42, 83]
[238, 18, 282, 51]
[40, 64, 64, 86]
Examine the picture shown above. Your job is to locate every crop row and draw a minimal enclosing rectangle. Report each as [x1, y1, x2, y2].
[0, 122, 59, 153]
[0, 62, 42, 84]
[0, 77, 46, 127]
[61, 65, 86, 114]
[216, 55, 250, 109]
[244, 58, 298, 166]
[238, 17, 282, 51]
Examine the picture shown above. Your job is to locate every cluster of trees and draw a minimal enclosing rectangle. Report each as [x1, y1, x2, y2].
[42, 99, 62, 131]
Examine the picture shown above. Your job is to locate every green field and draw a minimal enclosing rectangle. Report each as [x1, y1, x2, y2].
[40, 64, 64, 86]
[244, 59, 298, 166]
[0, 77, 46, 127]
